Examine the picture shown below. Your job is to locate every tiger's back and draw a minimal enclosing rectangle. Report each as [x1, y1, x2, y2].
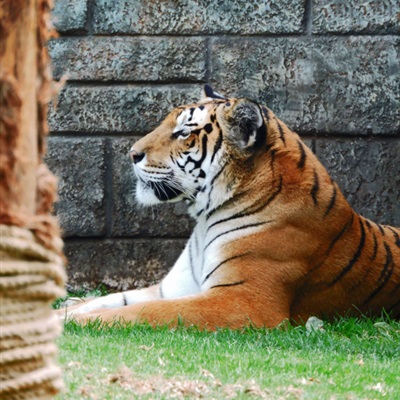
[261, 110, 400, 321]
[209, 104, 400, 322]
[294, 215, 400, 320]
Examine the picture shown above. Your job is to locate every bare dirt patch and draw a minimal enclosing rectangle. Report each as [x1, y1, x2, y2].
[103, 365, 275, 399]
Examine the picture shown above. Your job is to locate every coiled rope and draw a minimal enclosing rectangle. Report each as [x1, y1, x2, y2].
[0, 224, 66, 399]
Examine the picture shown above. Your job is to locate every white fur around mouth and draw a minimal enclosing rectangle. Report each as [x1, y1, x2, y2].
[135, 176, 186, 205]
[135, 179, 162, 205]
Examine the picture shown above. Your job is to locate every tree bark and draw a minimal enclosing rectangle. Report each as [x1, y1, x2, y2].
[0, 1, 66, 398]
[1, 0, 38, 219]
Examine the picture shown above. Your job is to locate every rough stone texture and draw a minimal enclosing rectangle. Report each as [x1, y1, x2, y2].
[301, 138, 314, 152]
[46, 0, 399, 289]
[51, 0, 87, 33]
[111, 138, 195, 237]
[48, 85, 203, 134]
[49, 37, 207, 81]
[92, 0, 306, 34]
[45, 137, 107, 237]
[313, 0, 400, 34]
[316, 138, 400, 226]
[210, 36, 400, 135]
[64, 239, 186, 291]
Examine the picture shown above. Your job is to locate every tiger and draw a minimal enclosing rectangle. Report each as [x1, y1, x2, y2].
[62, 85, 400, 329]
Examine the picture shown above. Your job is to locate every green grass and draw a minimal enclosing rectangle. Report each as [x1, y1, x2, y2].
[56, 316, 400, 399]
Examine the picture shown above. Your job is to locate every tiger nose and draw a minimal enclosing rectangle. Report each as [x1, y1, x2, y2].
[129, 148, 145, 164]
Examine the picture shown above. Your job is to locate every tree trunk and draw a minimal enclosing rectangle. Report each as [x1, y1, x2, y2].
[0, 1, 66, 398]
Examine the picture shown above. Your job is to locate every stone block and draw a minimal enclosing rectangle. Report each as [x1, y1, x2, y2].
[48, 85, 203, 134]
[312, 0, 400, 34]
[92, 0, 306, 34]
[210, 36, 400, 135]
[315, 138, 400, 226]
[49, 37, 207, 81]
[111, 138, 195, 237]
[301, 138, 314, 152]
[45, 137, 107, 237]
[63, 238, 187, 291]
[51, 0, 87, 33]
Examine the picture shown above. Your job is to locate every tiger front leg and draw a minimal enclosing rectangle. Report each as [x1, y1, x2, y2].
[57, 284, 162, 320]
[58, 241, 200, 320]
[73, 286, 290, 330]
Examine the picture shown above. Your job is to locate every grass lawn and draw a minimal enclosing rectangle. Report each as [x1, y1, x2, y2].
[56, 315, 400, 399]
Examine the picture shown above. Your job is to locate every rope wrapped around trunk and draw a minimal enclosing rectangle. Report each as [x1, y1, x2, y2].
[0, 224, 66, 399]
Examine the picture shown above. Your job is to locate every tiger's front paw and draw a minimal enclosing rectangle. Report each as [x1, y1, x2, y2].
[55, 293, 125, 323]
[55, 297, 95, 321]
[56, 305, 103, 325]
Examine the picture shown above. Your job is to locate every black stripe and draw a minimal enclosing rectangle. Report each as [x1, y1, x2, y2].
[190, 134, 208, 170]
[122, 292, 128, 306]
[210, 280, 246, 289]
[209, 161, 227, 189]
[329, 217, 366, 286]
[387, 226, 400, 247]
[376, 223, 385, 235]
[205, 190, 249, 221]
[327, 214, 355, 254]
[365, 219, 372, 230]
[176, 160, 186, 172]
[204, 222, 267, 250]
[275, 118, 286, 146]
[203, 252, 251, 284]
[349, 229, 379, 291]
[269, 148, 277, 174]
[309, 214, 355, 274]
[363, 242, 394, 306]
[311, 170, 319, 205]
[196, 208, 204, 217]
[188, 107, 195, 121]
[211, 130, 223, 164]
[324, 184, 337, 218]
[207, 176, 282, 232]
[370, 232, 378, 261]
[297, 140, 307, 169]
[261, 106, 270, 122]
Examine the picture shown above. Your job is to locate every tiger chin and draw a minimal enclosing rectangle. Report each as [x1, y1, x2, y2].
[62, 85, 400, 329]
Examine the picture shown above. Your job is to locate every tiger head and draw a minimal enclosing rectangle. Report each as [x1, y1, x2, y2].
[129, 85, 267, 215]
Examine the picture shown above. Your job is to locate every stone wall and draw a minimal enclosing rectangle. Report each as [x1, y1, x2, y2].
[47, 0, 400, 291]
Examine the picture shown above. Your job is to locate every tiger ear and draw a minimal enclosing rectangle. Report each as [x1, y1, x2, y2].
[223, 99, 266, 151]
[203, 84, 227, 100]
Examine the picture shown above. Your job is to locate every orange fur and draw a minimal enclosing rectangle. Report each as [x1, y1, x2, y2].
[69, 91, 400, 329]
